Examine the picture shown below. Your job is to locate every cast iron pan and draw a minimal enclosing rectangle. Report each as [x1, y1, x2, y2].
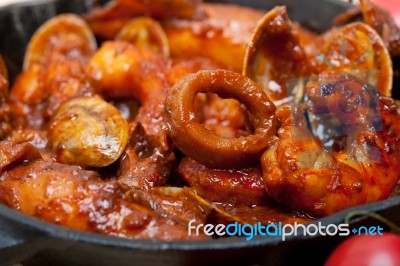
[0, 0, 399, 265]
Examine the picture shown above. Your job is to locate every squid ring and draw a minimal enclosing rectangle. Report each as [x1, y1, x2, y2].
[164, 69, 277, 169]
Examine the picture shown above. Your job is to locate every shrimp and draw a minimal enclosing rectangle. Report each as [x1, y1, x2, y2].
[86, 1, 265, 72]
[261, 73, 400, 217]
[87, 41, 173, 189]
[164, 3, 265, 72]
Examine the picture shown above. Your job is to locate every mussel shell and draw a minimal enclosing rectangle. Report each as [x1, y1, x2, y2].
[48, 96, 128, 168]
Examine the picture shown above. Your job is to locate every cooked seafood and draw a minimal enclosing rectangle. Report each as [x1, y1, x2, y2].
[10, 14, 97, 129]
[0, 142, 203, 240]
[242, 7, 310, 105]
[48, 96, 129, 167]
[262, 73, 400, 216]
[359, 0, 400, 57]
[87, 40, 173, 189]
[85, 0, 204, 39]
[313, 22, 393, 96]
[165, 69, 277, 169]
[116, 17, 170, 57]
[334, 0, 400, 57]
[164, 3, 265, 72]
[0, 56, 10, 140]
[0, 0, 399, 241]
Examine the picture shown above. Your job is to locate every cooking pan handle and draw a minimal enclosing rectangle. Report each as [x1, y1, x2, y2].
[0, 205, 51, 264]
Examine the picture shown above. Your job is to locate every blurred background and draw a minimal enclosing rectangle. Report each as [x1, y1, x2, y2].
[0, 0, 399, 25]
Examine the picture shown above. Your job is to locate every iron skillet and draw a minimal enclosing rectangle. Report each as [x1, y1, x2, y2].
[0, 0, 399, 265]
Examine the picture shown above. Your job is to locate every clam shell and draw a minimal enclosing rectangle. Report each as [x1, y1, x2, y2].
[48, 96, 129, 168]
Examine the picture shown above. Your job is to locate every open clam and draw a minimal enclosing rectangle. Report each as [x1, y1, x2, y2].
[116, 17, 170, 57]
[242, 6, 310, 105]
[315, 22, 392, 96]
[360, 0, 400, 57]
[24, 14, 97, 69]
[48, 96, 128, 168]
[17, 14, 98, 123]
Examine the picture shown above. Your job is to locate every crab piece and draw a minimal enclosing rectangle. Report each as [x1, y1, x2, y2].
[242, 6, 310, 105]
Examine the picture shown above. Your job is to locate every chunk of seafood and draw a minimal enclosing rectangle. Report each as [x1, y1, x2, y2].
[87, 41, 168, 102]
[360, 0, 400, 57]
[261, 73, 400, 216]
[0, 141, 42, 173]
[24, 14, 97, 69]
[314, 22, 392, 96]
[127, 186, 264, 225]
[165, 3, 265, 72]
[0, 56, 10, 140]
[0, 145, 204, 240]
[177, 157, 267, 206]
[118, 123, 174, 190]
[116, 17, 170, 57]
[242, 6, 310, 105]
[12, 14, 97, 126]
[86, 0, 203, 39]
[175, 162, 313, 225]
[165, 69, 277, 169]
[88, 41, 173, 188]
[48, 96, 128, 168]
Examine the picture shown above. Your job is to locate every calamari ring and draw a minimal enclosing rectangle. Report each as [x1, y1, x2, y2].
[164, 69, 277, 169]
